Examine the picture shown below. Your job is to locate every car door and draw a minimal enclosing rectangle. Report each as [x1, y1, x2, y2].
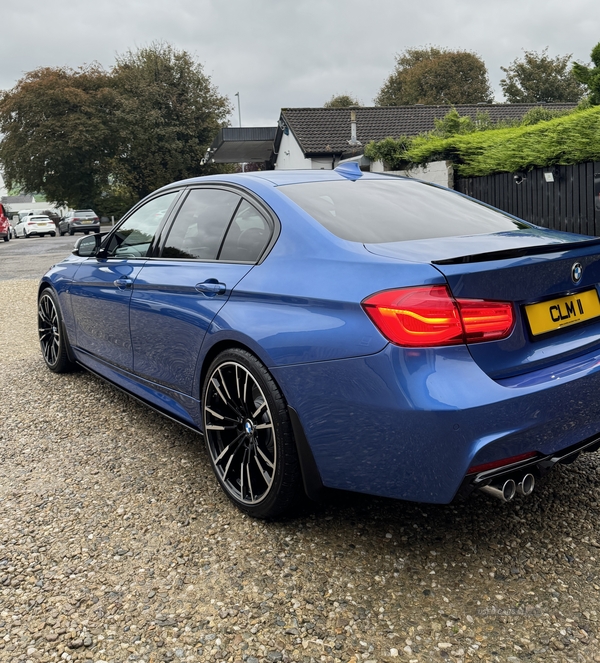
[69, 191, 181, 371]
[130, 187, 274, 395]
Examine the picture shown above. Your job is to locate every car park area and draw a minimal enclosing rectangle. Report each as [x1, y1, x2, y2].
[2, 247, 600, 662]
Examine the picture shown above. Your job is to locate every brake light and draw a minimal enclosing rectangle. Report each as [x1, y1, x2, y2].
[361, 285, 514, 347]
[457, 299, 515, 342]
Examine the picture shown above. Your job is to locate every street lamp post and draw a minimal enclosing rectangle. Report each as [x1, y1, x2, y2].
[235, 92, 242, 128]
[235, 92, 244, 172]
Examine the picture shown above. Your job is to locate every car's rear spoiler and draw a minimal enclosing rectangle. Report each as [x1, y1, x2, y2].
[432, 237, 600, 265]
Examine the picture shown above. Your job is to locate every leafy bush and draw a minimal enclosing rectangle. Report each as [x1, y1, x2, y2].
[364, 136, 413, 170]
[364, 104, 600, 175]
[404, 106, 600, 176]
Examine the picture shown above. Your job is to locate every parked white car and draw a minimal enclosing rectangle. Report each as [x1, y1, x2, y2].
[15, 215, 56, 238]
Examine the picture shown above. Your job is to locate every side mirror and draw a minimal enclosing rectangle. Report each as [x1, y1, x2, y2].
[73, 233, 106, 257]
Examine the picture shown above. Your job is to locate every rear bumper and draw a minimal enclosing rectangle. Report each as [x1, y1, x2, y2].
[69, 224, 100, 233]
[271, 342, 600, 504]
[456, 433, 600, 500]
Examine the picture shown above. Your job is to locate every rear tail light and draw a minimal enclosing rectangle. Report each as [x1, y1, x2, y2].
[361, 285, 514, 347]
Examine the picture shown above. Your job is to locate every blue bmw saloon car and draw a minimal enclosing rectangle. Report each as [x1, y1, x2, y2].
[38, 163, 600, 517]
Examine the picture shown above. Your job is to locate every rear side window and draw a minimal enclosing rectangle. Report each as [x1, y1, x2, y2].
[278, 179, 529, 243]
[219, 200, 271, 262]
[162, 188, 240, 260]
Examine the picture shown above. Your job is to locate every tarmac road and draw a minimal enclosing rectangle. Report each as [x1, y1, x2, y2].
[0, 233, 89, 281]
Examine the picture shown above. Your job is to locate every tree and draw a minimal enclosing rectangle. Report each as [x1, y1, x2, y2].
[500, 48, 584, 103]
[0, 65, 121, 210]
[572, 43, 600, 105]
[0, 44, 231, 216]
[324, 94, 361, 108]
[375, 46, 493, 106]
[111, 42, 231, 200]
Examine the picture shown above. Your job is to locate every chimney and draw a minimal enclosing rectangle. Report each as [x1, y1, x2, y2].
[348, 109, 362, 147]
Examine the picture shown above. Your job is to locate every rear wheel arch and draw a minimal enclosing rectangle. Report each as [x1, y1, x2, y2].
[198, 340, 323, 511]
[199, 339, 269, 397]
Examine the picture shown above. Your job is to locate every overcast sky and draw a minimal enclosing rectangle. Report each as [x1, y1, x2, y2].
[1, 0, 598, 127]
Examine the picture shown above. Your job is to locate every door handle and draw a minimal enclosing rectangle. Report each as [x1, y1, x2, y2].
[114, 277, 133, 289]
[195, 280, 227, 296]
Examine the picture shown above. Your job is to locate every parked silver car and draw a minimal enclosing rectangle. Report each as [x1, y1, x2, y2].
[59, 210, 100, 236]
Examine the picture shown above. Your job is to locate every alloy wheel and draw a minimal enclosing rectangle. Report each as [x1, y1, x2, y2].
[204, 361, 276, 505]
[38, 293, 61, 367]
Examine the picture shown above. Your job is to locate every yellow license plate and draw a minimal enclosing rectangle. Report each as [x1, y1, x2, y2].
[526, 288, 600, 336]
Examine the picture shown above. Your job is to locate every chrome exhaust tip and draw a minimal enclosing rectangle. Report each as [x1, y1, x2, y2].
[479, 478, 517, 502]
[517, 473, 535, 496]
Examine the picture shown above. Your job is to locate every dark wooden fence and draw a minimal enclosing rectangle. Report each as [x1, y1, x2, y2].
[455, 162, 600, 236]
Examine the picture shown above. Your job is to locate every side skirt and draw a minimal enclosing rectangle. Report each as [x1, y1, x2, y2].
[73, 349, 201, 435]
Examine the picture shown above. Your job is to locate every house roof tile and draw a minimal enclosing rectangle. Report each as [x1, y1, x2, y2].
[279, 104, 578, 157]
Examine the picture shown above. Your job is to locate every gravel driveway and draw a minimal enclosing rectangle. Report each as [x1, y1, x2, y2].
[2, 278, 600, 663]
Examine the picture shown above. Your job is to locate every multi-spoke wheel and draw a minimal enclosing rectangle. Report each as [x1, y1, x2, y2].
[202, 349, 302, 518]
[38, 289, 76, 373]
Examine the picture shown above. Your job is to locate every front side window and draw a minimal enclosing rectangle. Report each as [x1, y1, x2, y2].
[105, 192, 179, 258]
[162, 188, 241, 260]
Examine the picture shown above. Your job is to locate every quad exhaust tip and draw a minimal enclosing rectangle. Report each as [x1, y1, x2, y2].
[479, 478, 517, 502]
[479, 473, 536, 502]
[517, 473, 535, 496]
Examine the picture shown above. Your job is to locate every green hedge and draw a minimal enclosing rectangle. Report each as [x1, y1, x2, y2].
[366, 106, 600, 176]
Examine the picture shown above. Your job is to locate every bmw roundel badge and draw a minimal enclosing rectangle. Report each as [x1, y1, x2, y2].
[572, 262, 583, 284]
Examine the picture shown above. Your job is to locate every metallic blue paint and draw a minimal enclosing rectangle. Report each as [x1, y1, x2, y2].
[39, 168, 600, 505]
[130, 260, 252, 393]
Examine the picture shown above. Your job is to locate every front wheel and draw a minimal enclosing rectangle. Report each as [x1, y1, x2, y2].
[202, 348, 302, 518]
[68, 228, 74, 236]
[38, 289, 77, 373]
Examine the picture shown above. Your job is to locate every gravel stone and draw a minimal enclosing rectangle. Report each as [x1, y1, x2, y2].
[4, 276, 600, 662]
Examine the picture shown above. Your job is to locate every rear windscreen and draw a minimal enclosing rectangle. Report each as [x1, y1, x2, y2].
[278, 179, 529, 243]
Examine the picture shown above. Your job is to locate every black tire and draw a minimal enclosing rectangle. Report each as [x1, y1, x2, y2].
[202, 348, 302, 518]
[84, 230, 89, 235]
[50, 232, 56, 237]
[3, 234, 8, 242]
[68, 228, 74, 236]
[60, 230, 65, 236]
[38, 289, 77, 373]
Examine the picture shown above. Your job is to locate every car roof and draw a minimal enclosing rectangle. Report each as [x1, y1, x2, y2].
[156, 167, 398, 193]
